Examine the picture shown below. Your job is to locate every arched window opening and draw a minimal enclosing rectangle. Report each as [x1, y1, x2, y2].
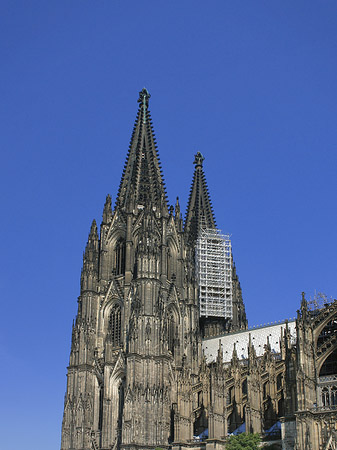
[319, 385, 337, 407]
[331, 387, 337, 406]
[169, 406, 175, 443]
[317, 318, 337, 347]
[319, 349, 337, 376]
[227, 387, 234, 406]
[167, 248, 171, 280]
[263, 382, 268, 400]
[115, 239, 126, 276]
[167, 310, 175, 355]
[277, 373, 282, 391]
[322, 388, 330, 407]
[193, 405, 208, 440]
[278, 395, 285, 417]
[242, 379, 247, 396]
[109, 304, 122, 347]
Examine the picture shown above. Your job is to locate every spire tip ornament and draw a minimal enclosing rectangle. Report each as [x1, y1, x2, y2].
[138, 88, 151, 106]
[194, 151, 204, 168]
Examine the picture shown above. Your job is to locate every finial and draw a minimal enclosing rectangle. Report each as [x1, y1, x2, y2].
[301, 292, 308, 309]
[194, 151, 204, 168]
[175, 196, 181, 216]
[138, 88, 151, 123]
[90, 219, 97, 236]
[103, 194, 112, 223]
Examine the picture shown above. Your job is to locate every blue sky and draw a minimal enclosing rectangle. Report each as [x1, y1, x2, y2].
[1, 1, 337, 449]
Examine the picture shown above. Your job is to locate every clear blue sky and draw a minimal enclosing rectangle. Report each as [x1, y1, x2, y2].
[1, 1, 336, 449]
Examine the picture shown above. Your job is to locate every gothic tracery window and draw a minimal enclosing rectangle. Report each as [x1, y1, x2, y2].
[109, 304, 122, 347]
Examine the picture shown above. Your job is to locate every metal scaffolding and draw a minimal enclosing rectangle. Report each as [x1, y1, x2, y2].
[196, 228, 233, 318]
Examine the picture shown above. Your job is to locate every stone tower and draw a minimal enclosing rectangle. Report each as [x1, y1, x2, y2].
[61, 90, 337, 450]
[61, 89, 247, 450]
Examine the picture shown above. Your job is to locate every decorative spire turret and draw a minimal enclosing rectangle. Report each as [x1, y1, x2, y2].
[102, 194, 112, 224]
[115, 89, 168, 214]
[232, 261, 248, 331]
[175, 196, 183, 231]
[81, 219, 99, 291]
[231, 342, 239, 369]
[300, 291, 309, 322]
[185, 152, 216, 245]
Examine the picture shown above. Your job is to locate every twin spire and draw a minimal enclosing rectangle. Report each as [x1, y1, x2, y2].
[116, 88, 167, 212]
[184, 151, 216, 244]
[115, 89, 216, 239]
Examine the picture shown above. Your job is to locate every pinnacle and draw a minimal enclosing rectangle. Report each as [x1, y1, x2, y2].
[103, 194, 112, 223]
[89, 219, 98, 238]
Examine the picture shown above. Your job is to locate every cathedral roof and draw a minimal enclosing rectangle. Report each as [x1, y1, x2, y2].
[202, 320, 297, 363]
[184, 152, 216, 244]
[115, 88, 167, 212]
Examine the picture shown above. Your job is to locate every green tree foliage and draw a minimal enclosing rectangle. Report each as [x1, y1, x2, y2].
[226, 433, 261, 450]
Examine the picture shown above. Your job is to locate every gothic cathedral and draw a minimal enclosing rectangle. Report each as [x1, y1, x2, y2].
[61, 90, 337, 450]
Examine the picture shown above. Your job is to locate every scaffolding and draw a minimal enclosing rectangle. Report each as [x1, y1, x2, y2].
[196, 228, 233, 318]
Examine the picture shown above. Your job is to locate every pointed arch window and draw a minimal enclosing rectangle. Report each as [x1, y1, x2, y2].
[115, 239, 126, 275]
[167, 310, 175, 355]
[319, 349, 337, 376]
[109, 304, 122, 347]
[322, 387, 330, 406]
[167, 248, 171, 280]
[242, 379, 247, 396]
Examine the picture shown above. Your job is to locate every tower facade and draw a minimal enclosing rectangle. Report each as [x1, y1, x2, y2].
[61, 90, 337, 450]
[61, 89, 246, 450]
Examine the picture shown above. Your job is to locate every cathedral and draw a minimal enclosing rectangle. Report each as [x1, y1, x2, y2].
[61, 89, 337, 450]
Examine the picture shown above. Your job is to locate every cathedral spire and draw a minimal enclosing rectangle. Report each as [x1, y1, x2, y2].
[184, 152, 216, 244]
[115, 88, 168, 213]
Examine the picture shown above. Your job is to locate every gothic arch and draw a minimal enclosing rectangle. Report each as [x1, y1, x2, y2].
[167, 236, 179, 280]
[316, 316, 337, 371]
[314, 309, 337, 343]
[318, 348, 337, 377]
[103, 301, 124, 348]
[106, 229, 126, 277]
[166, 304, 180, 355]
[114, 237, 126, 275]
[101, 367, 125, 449]
[108, 228, 126, 245]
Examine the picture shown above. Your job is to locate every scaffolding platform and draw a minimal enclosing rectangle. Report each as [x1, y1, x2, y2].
[196, 228, 232, 318]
